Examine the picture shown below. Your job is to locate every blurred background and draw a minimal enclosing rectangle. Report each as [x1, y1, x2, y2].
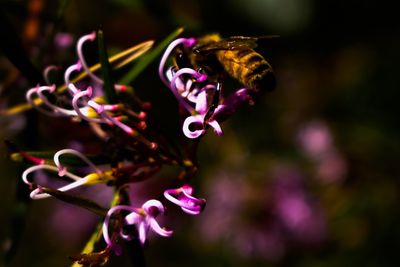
[1, 0, 399, 266]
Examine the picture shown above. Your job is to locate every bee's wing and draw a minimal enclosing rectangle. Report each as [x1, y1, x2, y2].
[228, 35, 280, 40]
[194, 39, 257, 54]
[194, 36, 279, 54]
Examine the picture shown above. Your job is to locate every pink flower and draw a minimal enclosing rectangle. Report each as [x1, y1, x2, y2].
[164, 185, 206, 215]
[102, 200, 173, 254]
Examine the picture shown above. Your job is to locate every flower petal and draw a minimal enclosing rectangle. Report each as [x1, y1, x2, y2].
[182, 115, 205, 139]
[195, 89, 208, 114]
[208, 119, 223, 136]
[149, 218, 173, 237]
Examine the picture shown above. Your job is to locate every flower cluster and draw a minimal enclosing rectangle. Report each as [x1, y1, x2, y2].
[158, 37, 256, 139]
[21, 146, 205, 251]
[26, 32, 152, 147]
[103, 184, 205, 253]
[10, 30, 266, 264]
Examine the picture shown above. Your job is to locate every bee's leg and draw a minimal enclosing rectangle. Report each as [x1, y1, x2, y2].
[203, 82, 222, 127]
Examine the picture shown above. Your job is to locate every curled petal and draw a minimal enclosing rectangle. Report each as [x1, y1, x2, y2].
[149, 218, 173, 237]
[169, 68, 206, 113]
[76, 31, 131, 91]
[37, 85, 77, 116]
[159, 38, 197, 86]
[212, 88, 254, 123]
[181, 79, 194, 97]
[181, 184, 194, 195]
[30, 177, 87, 200]
[194, 89, 208, 114]
[21, 164, 91, 200]
[208, 119, 223, 136]
[103, 205, 137, 254]
[103, 200, 172, 250]
[22, 164, 81, 186]
[26, 87, 58, 116]
[71, 87, 104, 123]
[54, 149, 102, 176]
[171, 68, 207, 86]
[77, 32, 102, 84]
[64, 61, 82, 89]
[182, 115, 206, 139]
[138, 221, 148, 245]
[164, 185, 206, 215]
[89, 101, 136, 136]
[188, 84, 215, 105]
[142, 199, 165, 215]
[183, 113, 223, 139]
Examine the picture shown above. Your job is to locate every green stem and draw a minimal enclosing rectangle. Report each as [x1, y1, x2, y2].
[97, 29, 118, 104]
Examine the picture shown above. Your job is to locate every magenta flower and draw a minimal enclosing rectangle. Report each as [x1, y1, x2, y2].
[159, 37, 224, 139]
[164, 185, 206, 215]
[102, 200, 173, 253]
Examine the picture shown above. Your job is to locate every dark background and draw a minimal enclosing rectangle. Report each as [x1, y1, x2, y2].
[1, 0, 399, 266]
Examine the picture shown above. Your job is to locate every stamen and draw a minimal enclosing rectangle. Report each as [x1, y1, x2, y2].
[64, 61, 82, 89]
[71, 87, 103, 123]
[54, 149, 102, 176]
[77, 31, 126, 91]
[37, 85, 77, 116]
[30, 175, 88, 200]
[26, 87, 59, 116]
[76, 32, 102, 84]
[87, 100, 135, 135]
[22, 165, 82, 186]
[18, 151, 46, 165]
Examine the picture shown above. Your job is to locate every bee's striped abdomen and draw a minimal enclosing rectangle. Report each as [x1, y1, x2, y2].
[216, 49, 275, 93]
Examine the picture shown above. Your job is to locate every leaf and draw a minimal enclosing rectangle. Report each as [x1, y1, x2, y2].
[118, 27, 184, 84]
[41, 187, 108, 217]
[97, 29, 118, 104]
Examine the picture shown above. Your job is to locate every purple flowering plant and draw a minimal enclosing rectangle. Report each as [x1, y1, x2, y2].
[3, 27, 274, 266]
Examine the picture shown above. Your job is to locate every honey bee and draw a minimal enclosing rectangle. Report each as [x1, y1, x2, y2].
[175, 34, 277, 95]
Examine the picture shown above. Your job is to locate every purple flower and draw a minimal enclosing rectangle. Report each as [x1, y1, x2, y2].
[296, 121, 333, 159]
[159, 37, 224, 139]
[297, 121, 347, 183]
[272, 167, 327, 245]
[54, 32, 74, 49]
[212, 88, 256, 123]
[102, 200, 173, 253]
[164, 184, 206, 215]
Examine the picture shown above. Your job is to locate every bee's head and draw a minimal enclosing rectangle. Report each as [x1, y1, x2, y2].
[173, 47, 192, 69]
